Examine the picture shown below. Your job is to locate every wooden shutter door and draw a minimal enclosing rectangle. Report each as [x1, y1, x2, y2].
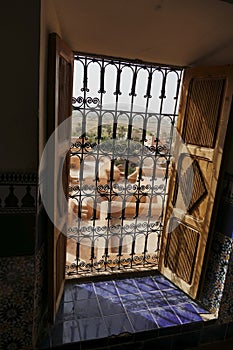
[159, 65, 233, 299]
[47, 33, 73, 321]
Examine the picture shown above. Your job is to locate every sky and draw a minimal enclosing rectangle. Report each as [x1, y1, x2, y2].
[72, 58, 183, 115]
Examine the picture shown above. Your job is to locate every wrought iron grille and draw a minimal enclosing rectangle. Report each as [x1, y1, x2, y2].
[66, 54, 183, 277]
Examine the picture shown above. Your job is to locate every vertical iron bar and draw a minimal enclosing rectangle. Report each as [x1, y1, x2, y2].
[144, 71, 153, 98]
[159, 73, 167, 99]
[89, 62, 102, 272]
[81, 65, 89, 92]
[110, 159, 115, 182]
[146, 154, 157, 223]
[104, 240, 109, 271]
[130, 239, 136, 268]
[121, 198, 126, 220]
[135, 198, 140, 218]
[78, 199, 82, 219]
[107, 62, 121, 264]
[127, 123, 132, 140]
[125, 66, 139, 266]
[114, 68, 122, 96]
[130, 68, 137, 97]
[113, 122, 117, 139]
[134, 67, 153, 257]
[76, 241, 80, 273]
[98, 66, 106, 94]
[174, 76, 181, 101]
[91, 243, 95, 271]
[138, 166, 143, 181]
[143, 234, 148, 263]
[77, 57, 88, 267]
[157, 226, 162, 252]
[156, 69, 167, 140]
[141, 121, 147, 142]
[125, 159, 129, 179]
[97, 124, 102, 140]
[118, 237, 123, 269]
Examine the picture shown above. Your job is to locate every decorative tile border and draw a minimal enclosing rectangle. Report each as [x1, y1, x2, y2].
[0, 172, 38, 184]
[33, 244, 48, 347]
[0, 255, 35, 350]
[200, 231, 233, 313]
[0, 172, 37, 214]
[218, 248, 233, 323]
[200, 172, 233, 315]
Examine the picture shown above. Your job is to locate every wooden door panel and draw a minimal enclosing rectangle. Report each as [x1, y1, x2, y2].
[47, 33, 73, 322]
[159, 65, 233, 298]
[174, 154, 212, 221]
[164, 218, 199, 285]
[56, 232, 67, 300]
[182, 77, 225, 148]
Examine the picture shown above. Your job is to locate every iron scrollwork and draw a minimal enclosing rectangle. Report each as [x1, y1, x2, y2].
[67, 54, 183, 277]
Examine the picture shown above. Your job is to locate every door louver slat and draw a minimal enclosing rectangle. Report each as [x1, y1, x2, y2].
[165, 218, 199, 284]
[183, 78, 225, 148]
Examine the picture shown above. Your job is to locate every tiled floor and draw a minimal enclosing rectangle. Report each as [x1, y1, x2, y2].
[44, 273, 212, 348]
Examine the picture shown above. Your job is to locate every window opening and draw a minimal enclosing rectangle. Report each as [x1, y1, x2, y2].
[66, 54, 183, 277]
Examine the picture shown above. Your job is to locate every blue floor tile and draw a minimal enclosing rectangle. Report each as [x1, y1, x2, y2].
[142, 290, 170, 308]
[73, 282, 96, 300]
[95, 280, 118, 297]
[190, 301, 210, 314]
[78, 316, 108, 341]
[128, 310, 158, 332]
[171, 303, 203, 324]
[52, 320, 80, 346]
[115, 278, 139, 295]
[74, 298, 101, 319]
[103, 313, 134, 336]
[153, 275, 177, 290]
[56, 301, 75, 321]
[150, 306, 181, 328]
[134, 276, 158, 293]
[63, 284, 74, 302]
[163, 288, 190, 305]
[98, 295, 125, 316]
[50, 273, 212, 346]
[121, 293, 148, 312]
